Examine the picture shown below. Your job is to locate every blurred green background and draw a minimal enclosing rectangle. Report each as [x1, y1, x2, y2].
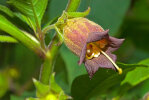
[0, 0, 149, 100]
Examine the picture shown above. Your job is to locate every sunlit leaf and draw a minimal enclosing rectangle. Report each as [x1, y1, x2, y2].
[0, 35, 18, 43]
[71, 62, 146, 100]
[121, 58, 149, 86]
[8, 0, 48, 30]
[0, 15, 41, 53]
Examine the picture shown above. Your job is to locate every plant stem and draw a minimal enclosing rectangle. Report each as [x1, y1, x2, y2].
[42, 24, 55, 34]
[39, 34, 61, 84]
[66, 0, 81, 12]
[39, 0, 82, 84]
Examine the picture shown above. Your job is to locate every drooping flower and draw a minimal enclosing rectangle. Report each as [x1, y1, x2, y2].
[63, 17, 124, 78]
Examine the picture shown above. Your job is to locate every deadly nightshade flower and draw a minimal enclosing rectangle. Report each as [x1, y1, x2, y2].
[63, 17, 124, 78]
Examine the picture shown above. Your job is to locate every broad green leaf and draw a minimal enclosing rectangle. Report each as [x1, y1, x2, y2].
[133, 0, 149, 22]
[71, 63, 146, 100]
[87, 0, 130, 36]
[8, 0, 48, 30]
[0, 35, 18, 43]
[0, 5, 14, 17]
[139, 58, 149, 66]
[121, 58, 149, 86]
[0, 15, 42, 54]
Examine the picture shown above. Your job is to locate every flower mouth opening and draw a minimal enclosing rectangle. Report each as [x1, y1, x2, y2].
[85, 39, 122, 74]
[86, 39, 108, 60]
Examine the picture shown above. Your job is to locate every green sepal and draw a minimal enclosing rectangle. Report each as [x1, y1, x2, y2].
[29, 73, 70, 100]
[49, 73, 62, 93]
[33, 78, 50, 98]
[66, 7, 91, 18]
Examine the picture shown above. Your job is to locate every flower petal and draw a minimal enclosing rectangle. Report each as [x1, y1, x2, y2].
[87, 29, 109, 43]
[108, 37, 125, 52]
[78, 30, 109, 65]
[85, 52, 117, 78]
[78, 43, 87, 65]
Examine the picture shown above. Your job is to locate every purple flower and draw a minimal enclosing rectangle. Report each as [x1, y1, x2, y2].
[63, 18, 124, 78]
[78, 30, 124, 78]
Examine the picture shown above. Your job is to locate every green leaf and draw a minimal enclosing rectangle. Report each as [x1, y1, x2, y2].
[14, 13, 37, 32]
[139, 58, 149, 66]
[133, 0, 149, 22]
[71, 63, 146, 100]
[0, 35, 18, 43]
[8, 0, 48, 30]
[121, 58, 149, 86]
[87, 0, 131, 35]
[0, 15, 43, 55]
[0, 5, 14, 17]
[30, 73, 69, 100]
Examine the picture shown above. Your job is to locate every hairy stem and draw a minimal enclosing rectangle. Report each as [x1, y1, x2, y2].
[39, 34, 61, 84]
[39, 0, 81, 84]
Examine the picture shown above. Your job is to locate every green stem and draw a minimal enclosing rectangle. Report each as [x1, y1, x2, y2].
[39, 34, 61, 84]
[66, 0, 81, 12]
[39, 0, 82, 84]
[42, 24, 55, 34]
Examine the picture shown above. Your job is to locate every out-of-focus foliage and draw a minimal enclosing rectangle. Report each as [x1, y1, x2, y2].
[0, 0, 149, 100]
[26, 73, 69, 100]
